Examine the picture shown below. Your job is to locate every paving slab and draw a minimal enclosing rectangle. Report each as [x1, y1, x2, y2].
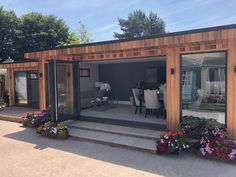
[1, 121, 235, 177]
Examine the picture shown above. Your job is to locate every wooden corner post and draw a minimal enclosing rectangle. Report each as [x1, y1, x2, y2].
[38, 59, 47, 111]
[166, 47, 181, 131]
[227, 37, 236, 139]
[7, 68, 15, 106]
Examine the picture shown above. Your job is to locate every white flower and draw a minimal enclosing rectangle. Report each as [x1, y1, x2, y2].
[50, 127, 57, 134]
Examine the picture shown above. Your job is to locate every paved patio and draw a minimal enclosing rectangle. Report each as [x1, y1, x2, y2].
[0, 106, 38, 117]
[0, 106, 39, 122]
[1, 120, 235, 177]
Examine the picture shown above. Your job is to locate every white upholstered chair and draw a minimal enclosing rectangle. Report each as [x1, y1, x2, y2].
[144, 89, 160, 118]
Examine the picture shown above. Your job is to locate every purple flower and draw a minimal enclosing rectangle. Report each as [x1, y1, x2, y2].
[200, 148, 206, 156]
[228, 149, 236, 160]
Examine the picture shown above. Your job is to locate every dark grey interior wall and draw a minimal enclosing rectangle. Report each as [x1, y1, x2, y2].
[99, 61, 166, 101]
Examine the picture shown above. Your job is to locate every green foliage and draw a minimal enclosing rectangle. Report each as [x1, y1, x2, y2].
[0, 7, 94, 60]
[58, 20, 94, 46]
[114, 10, 166, 39]
[17, 12, 69, 54]
[0, 7, 19, 60]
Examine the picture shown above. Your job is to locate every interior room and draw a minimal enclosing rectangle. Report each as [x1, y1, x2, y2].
[79, 56, 167, 125]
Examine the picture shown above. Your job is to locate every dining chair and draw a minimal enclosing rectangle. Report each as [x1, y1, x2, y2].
[144, 89, 160, 118]
[132, 88, 140, 114]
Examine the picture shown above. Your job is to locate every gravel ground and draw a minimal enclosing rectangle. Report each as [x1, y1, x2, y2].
[0, 120, 235, 177]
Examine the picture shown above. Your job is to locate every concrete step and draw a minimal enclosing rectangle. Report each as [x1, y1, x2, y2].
[69, 127, 157, 153]
[66, 121, 166, 153]
[79, 116, 167, 130]
[67, 121, 165, 140]
[0, 114, 21, 123]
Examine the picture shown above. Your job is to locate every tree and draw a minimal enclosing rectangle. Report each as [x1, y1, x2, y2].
[17, 12, 70, 54]
[114, 10, 166, 39]
[59, 20, 94, 46]
[0, 7, 93, 60]
[0, 7, 19, 60]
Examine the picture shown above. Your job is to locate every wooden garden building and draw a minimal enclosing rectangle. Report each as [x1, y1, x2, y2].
[1, 24, 236, 139]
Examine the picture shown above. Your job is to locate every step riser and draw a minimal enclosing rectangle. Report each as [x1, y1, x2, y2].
[80, 116, 167, 131]
[70, 135, 156, 154]
[68, 125, 158, 140]
[0, 115, 21, 123]
[67, 121, 161, 153]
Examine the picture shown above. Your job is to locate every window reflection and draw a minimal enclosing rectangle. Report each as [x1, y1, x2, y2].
[181, 52, 226, 124]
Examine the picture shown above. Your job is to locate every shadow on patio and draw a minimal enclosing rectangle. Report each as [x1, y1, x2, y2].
[3, 124, 233, 177]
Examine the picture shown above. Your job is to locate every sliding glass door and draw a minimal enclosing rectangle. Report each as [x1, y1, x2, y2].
[181, 52, 226, 125]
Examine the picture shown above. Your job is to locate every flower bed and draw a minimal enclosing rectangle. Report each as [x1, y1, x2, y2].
[21, 111, 70, 140]
[156, 130, 190, 154]
[156, 116, 236, 163]
[36, 121, 69, 139]
[21, 111, 50, 128]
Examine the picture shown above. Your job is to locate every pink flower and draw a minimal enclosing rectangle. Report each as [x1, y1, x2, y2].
[205, 144, 214, 155]
[36, 112, 46, 117]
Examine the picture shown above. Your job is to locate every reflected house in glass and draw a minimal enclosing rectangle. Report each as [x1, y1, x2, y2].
[181, 52, 226, 124]
[1, 24, 236, 139]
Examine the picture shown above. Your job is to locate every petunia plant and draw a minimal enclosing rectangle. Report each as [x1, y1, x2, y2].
[157, 116, 236, 163]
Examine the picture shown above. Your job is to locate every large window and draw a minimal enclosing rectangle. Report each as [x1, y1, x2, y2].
[181, 52, 226, 124]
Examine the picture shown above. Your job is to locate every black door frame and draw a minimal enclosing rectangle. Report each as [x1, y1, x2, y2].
[48, 59, 80, 122]
[14, 70, 39, 108]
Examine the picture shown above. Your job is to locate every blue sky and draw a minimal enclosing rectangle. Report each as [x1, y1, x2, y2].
[1, 0, 236, 41]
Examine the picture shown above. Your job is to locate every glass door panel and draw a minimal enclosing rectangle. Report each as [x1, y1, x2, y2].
[28, 72, 39, 107]
[15, 72, 28, 104]
[56, 63, 74, 115]
[181, 52, 226, 125]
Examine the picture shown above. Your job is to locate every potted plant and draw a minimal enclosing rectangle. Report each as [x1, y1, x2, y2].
[36, 121, 69, 139]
